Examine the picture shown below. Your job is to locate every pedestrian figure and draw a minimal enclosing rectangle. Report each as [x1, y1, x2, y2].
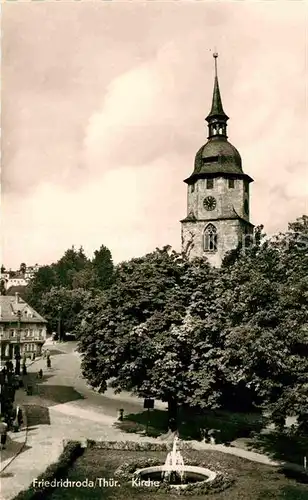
[15, 406, 23, 430]
[208, 429, 216, 444]
[6, 360, 13, 372]
[38, 369, 43, 379]
[12, 417, 19, 432]
[22, 364, 27, 375]
[0, 418, 8, 450]
[47, 357, 51, 369]
[200, 428, 208, 441]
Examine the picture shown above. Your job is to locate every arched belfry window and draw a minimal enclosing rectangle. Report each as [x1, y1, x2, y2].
[203, 224, 218, 252]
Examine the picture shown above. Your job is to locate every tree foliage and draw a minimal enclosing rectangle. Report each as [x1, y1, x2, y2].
[25, 244, 114, 333]
[78, 216, 308, 431]
[78, 247, 213, 423]
[39, 287, 94, 337]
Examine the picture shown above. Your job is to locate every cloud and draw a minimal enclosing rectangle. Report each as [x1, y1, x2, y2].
[1, 1, 307, 268]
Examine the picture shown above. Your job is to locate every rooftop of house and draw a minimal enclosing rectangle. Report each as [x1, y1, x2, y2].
[0, 295, 47, 324]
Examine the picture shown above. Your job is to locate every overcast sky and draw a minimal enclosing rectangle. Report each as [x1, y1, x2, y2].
[2, 1, 307, 269]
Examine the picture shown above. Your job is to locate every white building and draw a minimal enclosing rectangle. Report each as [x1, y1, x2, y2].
[0, 294, 47, 360]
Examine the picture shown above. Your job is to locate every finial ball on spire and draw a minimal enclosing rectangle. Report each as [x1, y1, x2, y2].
[213, 52, 218, 59]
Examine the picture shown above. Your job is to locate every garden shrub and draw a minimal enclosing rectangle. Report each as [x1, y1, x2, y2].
[86, 440, 192, 451]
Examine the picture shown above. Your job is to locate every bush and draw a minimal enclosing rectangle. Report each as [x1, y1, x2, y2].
[86, 439, 192, 452]
[114, 420, 145, 434]
[13, 441, 84, 500]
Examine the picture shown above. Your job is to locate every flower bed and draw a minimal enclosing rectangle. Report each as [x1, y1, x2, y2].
[86, 439, 192, 452]
[114, 457, 234, 495]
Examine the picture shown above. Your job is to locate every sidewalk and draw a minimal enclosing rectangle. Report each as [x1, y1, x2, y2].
[1, 390, 294, 500]
[1, 342, 303, 500]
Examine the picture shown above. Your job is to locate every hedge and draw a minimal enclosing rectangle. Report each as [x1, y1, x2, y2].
[86, 439, 193, 451]
[13, 441, 84, 500]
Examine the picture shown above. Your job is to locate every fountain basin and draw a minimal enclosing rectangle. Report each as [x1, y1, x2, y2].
[134, 465, 217, 488]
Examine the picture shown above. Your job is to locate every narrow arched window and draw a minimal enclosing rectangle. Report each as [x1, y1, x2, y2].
[203, 224, 218, 252]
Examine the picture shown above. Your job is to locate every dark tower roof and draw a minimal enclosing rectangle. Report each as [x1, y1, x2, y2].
[184, 53, 253, 185]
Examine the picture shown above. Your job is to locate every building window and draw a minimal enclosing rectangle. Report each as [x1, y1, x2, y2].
[203, 224, 218, 252]
[228, 179, 235, 188]
[206, 178, 214, 189]
[191, 183, 195, 193]
[244, 181, 249, 193]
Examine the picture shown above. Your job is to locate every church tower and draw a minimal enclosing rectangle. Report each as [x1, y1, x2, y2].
[181, 53, 254, 266]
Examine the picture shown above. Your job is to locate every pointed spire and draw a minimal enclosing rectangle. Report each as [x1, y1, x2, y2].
[206, 52, 229, 121]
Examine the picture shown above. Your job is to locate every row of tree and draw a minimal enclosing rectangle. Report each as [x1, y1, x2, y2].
[24, 216, 308, 432]
[25, 245, 114, 336]
[76, 216, 308, 432]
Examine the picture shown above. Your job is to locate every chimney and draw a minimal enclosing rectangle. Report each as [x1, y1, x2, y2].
[15, 292, 19, 304]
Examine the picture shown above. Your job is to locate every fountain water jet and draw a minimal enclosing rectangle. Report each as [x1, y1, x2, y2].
[161, 435, 185, 483]
[133, 436, 217, 489]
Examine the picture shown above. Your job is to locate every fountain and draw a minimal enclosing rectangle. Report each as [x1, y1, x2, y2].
[133, 436, 217, 489]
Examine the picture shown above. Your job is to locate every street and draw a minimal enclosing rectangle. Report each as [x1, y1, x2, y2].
[26, 340, 166, 417]
[0, 340, 166, 500]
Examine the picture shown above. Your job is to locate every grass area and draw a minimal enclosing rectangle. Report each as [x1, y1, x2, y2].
[49, 449, 308, 500]
[249, 431, 308, 466]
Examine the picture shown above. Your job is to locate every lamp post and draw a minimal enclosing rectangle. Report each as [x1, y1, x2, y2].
[15, 310, 21, 376]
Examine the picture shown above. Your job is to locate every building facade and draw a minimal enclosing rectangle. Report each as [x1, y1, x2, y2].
[0, 294, 47, 361]
[181, 54, 254, 267]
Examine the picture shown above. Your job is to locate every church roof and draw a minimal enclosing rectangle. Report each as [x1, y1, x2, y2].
[184, 137, 253, 184]
[184, 53, 253, 185]
[206, 76, 229, 122]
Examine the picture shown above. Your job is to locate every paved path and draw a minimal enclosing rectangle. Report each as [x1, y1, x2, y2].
[0, 341, 297, 500]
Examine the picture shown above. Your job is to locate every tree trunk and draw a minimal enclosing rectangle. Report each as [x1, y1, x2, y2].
[168, 397, 178, 432]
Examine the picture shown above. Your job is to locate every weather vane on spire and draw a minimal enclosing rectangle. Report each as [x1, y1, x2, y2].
[213, 49, 218, 77]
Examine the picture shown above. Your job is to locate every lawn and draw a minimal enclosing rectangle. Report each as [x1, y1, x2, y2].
[114, 407, 267, 442]
[49, 448, 308, 500]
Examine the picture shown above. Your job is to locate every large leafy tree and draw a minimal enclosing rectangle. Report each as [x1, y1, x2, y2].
[92, 245, 114, 290]
[25, 265, 58, 310]
[25, 244, 114, 324]
[39, 286, 94, 337]
[78, 247, 213, 427]
[217, 217, 308, 428]
[55, 246, 89, 288]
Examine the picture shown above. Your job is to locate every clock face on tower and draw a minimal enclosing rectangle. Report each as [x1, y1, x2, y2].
[203, 196, 217, 211]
